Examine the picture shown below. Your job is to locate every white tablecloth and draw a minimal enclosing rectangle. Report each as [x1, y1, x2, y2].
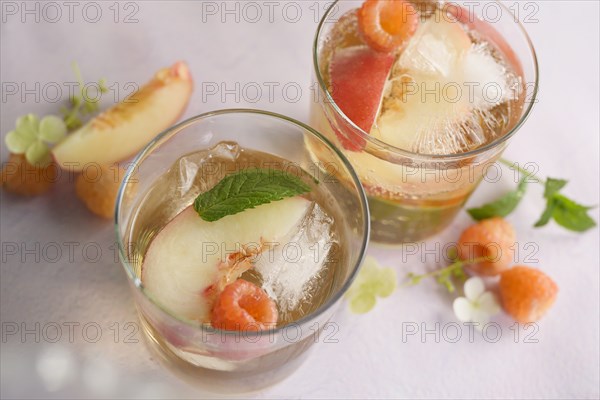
[1, 1, 599, 398]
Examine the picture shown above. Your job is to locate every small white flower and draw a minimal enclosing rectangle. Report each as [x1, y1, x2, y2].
[453, 277, 500, 330]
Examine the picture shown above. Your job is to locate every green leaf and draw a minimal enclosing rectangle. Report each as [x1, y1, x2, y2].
[534, 198, 556, 227]
[193, 168, 312, 222]
[39, 116, 67, 143]
[551, 195, 596, 232]
[467, 178, 528, 220]
[544, 178, 568, 198]
[5, 130, 34, 153]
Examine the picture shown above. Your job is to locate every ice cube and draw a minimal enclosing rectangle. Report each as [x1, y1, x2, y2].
[398, 12, 472, 78]
[462, 42, 516, 108]
[374, 14, 519, 155]
[254, 202, 335, 317]
[170, 141, 241, 197]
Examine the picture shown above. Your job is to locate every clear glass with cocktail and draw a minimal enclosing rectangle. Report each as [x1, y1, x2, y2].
[310, 0, 538, 244]
[115, 110, 369, 392]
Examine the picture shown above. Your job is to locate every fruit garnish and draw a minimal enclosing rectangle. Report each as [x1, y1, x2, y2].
[193, 168, 312, 222]
[357, 0, 419, 53]
[373, 13, 517, 155]
[61, 62, 109, 130]
[499, 266, 558, 323]
[453, 277, 500, 330]
[447, 5, 523, 76]
[5, 114, 67, 166]
[142, 197, 310, 322]
[75, 164, 126, 219]
[52, 62, 193, 171]
[457, 217, 516, 276]
[211, 279, 278, 331]
[329, 46, 394, 150]
[346, 256, 397, 314]
[1, 153, 58, 196]
[468, 158, 597, 232]
[212, 242, 265, 296]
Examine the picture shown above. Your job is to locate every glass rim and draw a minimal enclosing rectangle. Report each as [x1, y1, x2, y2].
[114, 108, 371, 337]
[312, 0, 540, 161]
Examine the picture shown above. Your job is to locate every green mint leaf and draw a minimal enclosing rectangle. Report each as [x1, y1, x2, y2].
[467, 178, 528, 220]
[544, 178, 568, 198]
[193, 168, 311, 222]
[551, 194, 596, 232]
[534, 198, 556, 227]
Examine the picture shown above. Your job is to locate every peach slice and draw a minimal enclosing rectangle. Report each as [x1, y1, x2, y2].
[141, 197, 310, 323]
[329, 46, 394, 151]
[52, 62, 193, 171]
[448, 6, 523, 76]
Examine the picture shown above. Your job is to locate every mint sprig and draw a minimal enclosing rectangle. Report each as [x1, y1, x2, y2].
[535, 185, 596, 232]
[467, 159, 596, 232]
[193, 168, 312, 222]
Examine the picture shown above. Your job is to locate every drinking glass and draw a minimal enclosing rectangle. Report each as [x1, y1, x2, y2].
[115, 109, 369, 392]
[310, 0, 539, 244]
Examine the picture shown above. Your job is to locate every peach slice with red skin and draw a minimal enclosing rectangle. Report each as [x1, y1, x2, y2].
[141, 197, 311, 324]
[52, 62, 193, 171]
[447, 6, 523, 77]
[329, 46, 394, 151]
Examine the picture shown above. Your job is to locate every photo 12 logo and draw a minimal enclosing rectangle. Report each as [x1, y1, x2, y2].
[401, 321, 540, 344]
[1, 1, 140, 24]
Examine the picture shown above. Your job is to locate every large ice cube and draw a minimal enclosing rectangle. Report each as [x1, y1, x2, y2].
[375, 13, 519, 154]
[254, 202, 335, 317]
[398, 12, 471, 78]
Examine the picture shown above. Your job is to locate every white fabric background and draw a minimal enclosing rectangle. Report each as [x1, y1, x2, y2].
[1, 1, 598, 398]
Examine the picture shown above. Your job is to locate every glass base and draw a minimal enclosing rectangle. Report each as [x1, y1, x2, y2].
[138, 315, 313, 393]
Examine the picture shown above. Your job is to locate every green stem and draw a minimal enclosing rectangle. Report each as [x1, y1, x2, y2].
[405, 256, 489, 286]
[71, 61, 85, 93]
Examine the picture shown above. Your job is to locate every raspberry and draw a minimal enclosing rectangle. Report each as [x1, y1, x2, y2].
[1, 153, 58, 196]
[358, 0, 419, 53]
[75, 164, 125, 218]
[211, 279, 278, 331]
[458, 217, 516, 276]
[499, 266, 558, 323]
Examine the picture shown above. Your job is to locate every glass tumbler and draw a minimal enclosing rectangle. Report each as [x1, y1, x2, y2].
[310, 0, 539, 244]
[115, 109, 369, 392]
